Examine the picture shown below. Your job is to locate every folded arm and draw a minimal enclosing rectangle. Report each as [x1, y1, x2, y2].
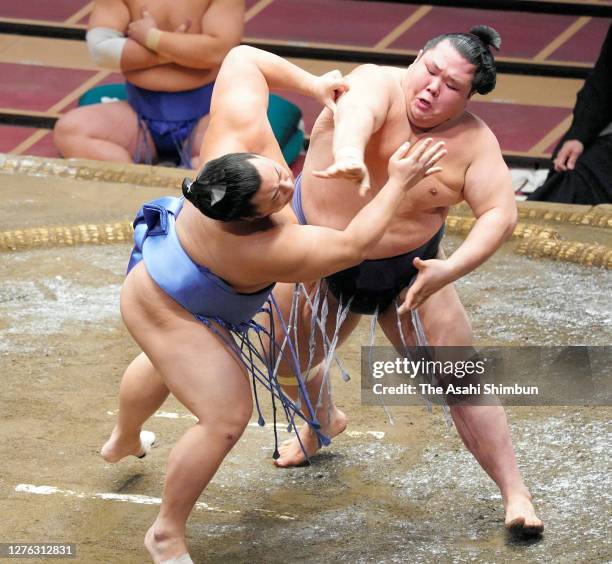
[87, 0, 163, 71]
[137, 0, 244, 69]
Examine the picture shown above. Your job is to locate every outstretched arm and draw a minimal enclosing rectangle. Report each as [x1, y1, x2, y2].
[199, 45, 347, 159]
[247, 139, 446, 283]
[400, 131, 516, 312]
[313, 64, 393, 194]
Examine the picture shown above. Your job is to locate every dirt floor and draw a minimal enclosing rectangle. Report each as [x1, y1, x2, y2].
[1, 163, 610, 563]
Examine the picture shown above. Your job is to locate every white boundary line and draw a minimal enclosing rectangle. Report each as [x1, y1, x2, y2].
[15, 484, 296, 520]
[106, 410, 386, 439]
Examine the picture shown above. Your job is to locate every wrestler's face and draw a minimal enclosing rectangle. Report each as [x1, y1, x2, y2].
[248, 156, 295, 218]
[405, 40, 475, 129]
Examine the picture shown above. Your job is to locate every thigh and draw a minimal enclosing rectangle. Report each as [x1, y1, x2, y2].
[59, 102, 154, 160]
[378, 281, 472, 350]
[121, 264, 252, 424]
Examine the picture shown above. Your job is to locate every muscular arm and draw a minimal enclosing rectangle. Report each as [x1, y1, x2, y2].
[199, 46, 343, 160]
[252, 179, 413, 282]
[399, 128, 515, 312]
[88, 0, 162, 71]
[332, 65, 392, 158]
[247, 140, 445, 283]
[447, 131, 517, 278]
[312, 65, 393, 192]
[151, 0, 244, 69]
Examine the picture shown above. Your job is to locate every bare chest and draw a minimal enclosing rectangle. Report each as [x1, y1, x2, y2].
[126, 0, 210, 32]
[366, 120, 469, 210]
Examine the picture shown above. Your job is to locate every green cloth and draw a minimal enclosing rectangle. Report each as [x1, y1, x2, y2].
[282, 128, 305, 165]
[78, 84, 127, 106]
[266, 94, 302, 146]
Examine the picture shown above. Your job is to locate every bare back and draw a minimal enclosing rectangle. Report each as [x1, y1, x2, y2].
[175, 48, 295, 293]
[302, 66, 486, 257]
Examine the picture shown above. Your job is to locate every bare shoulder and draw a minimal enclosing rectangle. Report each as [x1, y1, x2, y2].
[463, 111, 501, 147]
[347, 64, 397, 86]
[382, 65, 405, 81]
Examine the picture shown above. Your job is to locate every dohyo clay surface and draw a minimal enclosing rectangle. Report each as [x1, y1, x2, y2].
[1, 158, 610, 563]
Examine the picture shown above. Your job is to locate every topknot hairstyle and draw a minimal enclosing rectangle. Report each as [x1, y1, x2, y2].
[182, 152, 262, 222]
[422, 25, 501, 95]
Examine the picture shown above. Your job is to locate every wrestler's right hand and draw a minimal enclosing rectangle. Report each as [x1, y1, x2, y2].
[311, 69, 349, 115]
[388, 138, 446, 191]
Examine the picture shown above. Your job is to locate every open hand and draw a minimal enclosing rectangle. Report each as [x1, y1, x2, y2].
[313, 147, 371, 195]
[398, 257, 455, 312]
[388, 138, 446, 191]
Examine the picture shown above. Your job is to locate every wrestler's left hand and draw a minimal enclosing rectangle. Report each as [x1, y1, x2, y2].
[312, 70, 349, 115]
[127, 10, 158, 46]
[398, 258, 455, 312]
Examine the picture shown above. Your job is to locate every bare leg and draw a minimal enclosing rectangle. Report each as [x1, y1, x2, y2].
[450, 404, 543, 533]
[379, 280, 543, 534]
[268, 281, 359, 467]
[274, 364, 348, 467]
[121, 264, 254, 562]
[54, 102, 155, 163]
[101, 352, 170, 463]
[142, 330, 253, 563]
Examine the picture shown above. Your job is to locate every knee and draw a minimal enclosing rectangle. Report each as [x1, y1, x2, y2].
[203, 404, 253, 444]
[53, 111, 86, 153]
[431, 307, 473, 346]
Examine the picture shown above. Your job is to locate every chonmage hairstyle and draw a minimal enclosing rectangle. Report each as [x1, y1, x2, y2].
[182, 152, 262, 222]
[422, 25, 501, 95]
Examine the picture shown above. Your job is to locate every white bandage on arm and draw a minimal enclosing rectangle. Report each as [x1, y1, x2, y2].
[86, 27, 127, 70]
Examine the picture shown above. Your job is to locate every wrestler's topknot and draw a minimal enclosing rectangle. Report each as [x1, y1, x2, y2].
[422, 25, 501, 95]
[183, 152, 261, 222]
[469, 25, 501, 51]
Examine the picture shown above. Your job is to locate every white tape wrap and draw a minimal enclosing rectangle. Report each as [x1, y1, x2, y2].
[86, 27, 127, 70]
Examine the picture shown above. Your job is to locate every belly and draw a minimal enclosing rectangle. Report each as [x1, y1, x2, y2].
[124, 66, 217, 92]
[299, 174, 447, 258]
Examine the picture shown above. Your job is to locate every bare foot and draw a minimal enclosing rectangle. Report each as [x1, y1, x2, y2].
[100, 428, 155, 463]
[144, 524, 192, 564]
[274, 408, 347, 467]
[504, 491, 544, 537]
